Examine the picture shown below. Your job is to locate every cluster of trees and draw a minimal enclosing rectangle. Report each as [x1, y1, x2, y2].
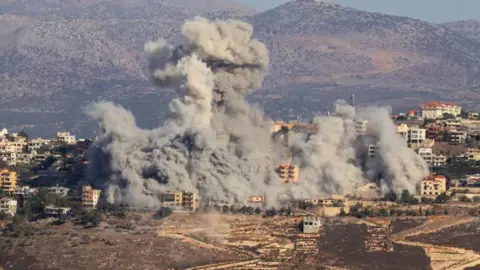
[458, 195, 480, 203]
[153, 207, 173, 220]
[382, 190, 451, 205]
[345, 203, 449, 218]
[264, 207, 293, 217]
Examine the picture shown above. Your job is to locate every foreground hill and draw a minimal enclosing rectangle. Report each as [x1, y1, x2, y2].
[2, 0, 480, 135]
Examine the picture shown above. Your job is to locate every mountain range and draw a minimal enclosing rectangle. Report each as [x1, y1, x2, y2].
[1, 0, 480, 136]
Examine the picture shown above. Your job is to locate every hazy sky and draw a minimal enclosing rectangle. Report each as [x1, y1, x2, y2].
[238, 0, 480, 23]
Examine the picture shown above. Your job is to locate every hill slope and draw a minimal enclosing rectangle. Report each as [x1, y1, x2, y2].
[2, 0, 480, 136]
[248, 1, 480, 119]
[443, 20, 480, 42]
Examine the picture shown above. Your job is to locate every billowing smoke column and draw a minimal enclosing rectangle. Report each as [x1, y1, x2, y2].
[86, 17, 429, 208]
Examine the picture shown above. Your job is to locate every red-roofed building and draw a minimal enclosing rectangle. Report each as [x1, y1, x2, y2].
[420, 101, 461, 119]
[407, 109, 417, 117]
[420, 175, 447, 197]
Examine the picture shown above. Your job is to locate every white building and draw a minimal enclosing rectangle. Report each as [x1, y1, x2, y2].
[56, 132, 76, 144]
[0, 128, 8, 138]
[13, 186, 38, 199]
[47, 186, 70, 197]
[396, 124, 409, 141]
[421, 101, 462, 119]
[407, 126, 426, 149]
[303, 216, 321, 234]
[28, 138, 51, 151]
[433, 154, 447, 167]
[355, 121, 369, 136]
[417, 148, 433, 165]
[449, 129, 467, 144]
[0, 197, 17, 216]
[44, 205, 71, 216]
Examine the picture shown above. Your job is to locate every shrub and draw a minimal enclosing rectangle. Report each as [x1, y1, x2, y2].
[434, 193, 450, 204]
[153, 207, 172, 220]
[458, 196, 472, 203]
[472, 196, 480, 202]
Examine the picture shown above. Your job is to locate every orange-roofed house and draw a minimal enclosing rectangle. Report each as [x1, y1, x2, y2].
[407, 109, 417, 118]
[420, 175, 447, 197]
[421, 101, 461, 119]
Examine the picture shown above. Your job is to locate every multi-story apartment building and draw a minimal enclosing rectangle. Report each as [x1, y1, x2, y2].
[407, 126, 426, 149]
[420, 175, 447, 197]
[449, 129, 467, 144]
[417, 148, 433, 165]
[432, 154, 447, 167]
[277, 164, 300, 183]
[368, 144, 377, 158]
[0, 197, 17, 216]
[355, 121, 369, 136]
[57, 132, 76, 145]
[421, 101, 462, 119]
[0, 169, 17, 193]
[82, 185, 101, 208]
[27, 138, 51, 151]
[465, 148, 480, 161]
[161, 191, 197, 211]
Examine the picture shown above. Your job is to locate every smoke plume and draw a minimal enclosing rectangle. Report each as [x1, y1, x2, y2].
[87, 17, 428, 208]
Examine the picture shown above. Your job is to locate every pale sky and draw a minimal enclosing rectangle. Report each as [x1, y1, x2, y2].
[238, 0, 480, 23]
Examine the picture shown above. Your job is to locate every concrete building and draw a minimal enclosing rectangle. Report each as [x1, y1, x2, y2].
[449, 129, 467, 144]
[302, 216, 321, 234]
[44, 205, 71, 216]
[309, 195, 350, 217]
[28, 138, 51, 151]
[161, 191, 197, 211]
[468, 112, 479, 119]
[421, 101, 462, 119]
[351, 183, 381, 200]
[0, 197, 17, 216]
[47, 186, 70, 197]
[396, 124, 409, 140]
[368, 144, 376, 158]
[56, 132, 76, 144]
[277, 164, 299, 183]
[247, 196, 265, 208]
[422, 139, 435, 148]
[417, 148, 433, 165]
[13, 186, 38, 199]
[420, 175, 447, 197]
[407, 126, 426, 149]
[465, 148, 480, 161]
[355, 121, 369, 136]
[432, 154, 447, 167]
[0, 169, 17, 193]
[465, 174, 480, 187]
[82, 185, 101, 208]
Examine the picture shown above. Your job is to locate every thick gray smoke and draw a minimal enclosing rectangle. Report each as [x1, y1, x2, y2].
[87, 17, 428, 208]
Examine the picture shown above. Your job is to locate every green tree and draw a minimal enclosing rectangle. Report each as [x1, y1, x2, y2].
[458, 196, 472, 203]
[401, 189, 411, 203]
[254, 207, 262, 215]
[444, 209, 449, 215]
[265, 207, 277, 217]
[383, 191, 398, 202]
[378, 208, 389, 216]
[473, 196, 480, 202]
[153, 207, 172, 220]
[434, 193, 450, 204]
[339, 208, 347, 217]
[0, 211, 9, 220]
[222, 205, 230, 213]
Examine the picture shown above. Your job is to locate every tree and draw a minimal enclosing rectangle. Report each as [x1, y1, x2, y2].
[444, 209, 449, 215]
[383, 191, 397, 202]
[254, 207, 262, 215]
[458, 196, 472, 203]
[378, 208, 389, 216]
[339, 208, 347, 217]
[421, 197, 434, 204]
[0, 211, 9, 220]
[425, 209, 431, 216]
[222, 205, 230, 213]
[246, 206, 254, 215]
[473, 196, 480, 202]
[153, 207, 172, 220]
[434, 193, 450, 204]
[401, 189, 411, 203]
[0, 189, 6, 199]
[265, 207, 277, 217]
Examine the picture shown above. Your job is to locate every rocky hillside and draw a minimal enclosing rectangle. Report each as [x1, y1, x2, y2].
[248, 1, 480, 118]
[443, 20, 480, 42]
[2, 0, 480, 136]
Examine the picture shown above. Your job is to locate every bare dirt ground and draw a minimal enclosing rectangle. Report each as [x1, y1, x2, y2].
[0, 213, 479, 270]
